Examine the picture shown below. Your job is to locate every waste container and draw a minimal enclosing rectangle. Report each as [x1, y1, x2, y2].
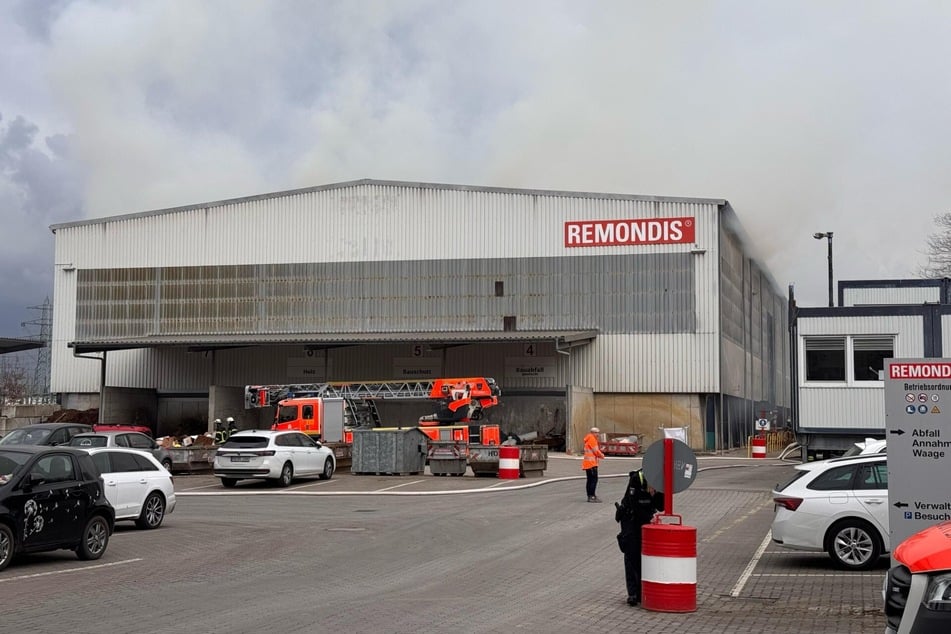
[468, 444, 500, 477]
[518, 444, 548, 477]
[351, 428, 428, 475]
[427, 441, 467, 476]
[468, 443, 548, 477]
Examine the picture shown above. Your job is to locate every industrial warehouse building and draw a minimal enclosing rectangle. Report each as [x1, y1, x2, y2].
[49, 179, 789, 453]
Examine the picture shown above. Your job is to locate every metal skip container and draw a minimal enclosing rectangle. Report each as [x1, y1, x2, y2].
[427, 440, 468, 476]
[467, 443, 548, 477]
[351, 428, 428, 475]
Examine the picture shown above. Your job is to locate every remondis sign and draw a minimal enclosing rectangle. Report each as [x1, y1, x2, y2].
[564, 217, 695, 247]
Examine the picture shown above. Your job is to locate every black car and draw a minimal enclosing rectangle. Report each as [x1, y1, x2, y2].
[0, 446, 116, 572]
[0, 423, 94, 447]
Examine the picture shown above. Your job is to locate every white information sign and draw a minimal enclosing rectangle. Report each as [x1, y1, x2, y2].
[885, 358, 951, 553]
[287, 353, 327, 380]
[393, 356, 441, 379]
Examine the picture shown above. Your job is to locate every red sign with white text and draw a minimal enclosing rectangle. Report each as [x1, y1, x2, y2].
[564, 217, 695, 247]
[889, 363, 951, 379]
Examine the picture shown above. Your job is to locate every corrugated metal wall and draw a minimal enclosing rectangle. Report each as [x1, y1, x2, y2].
[52, 183, 729, 394]
[53, 184, 718, 266]
[72, 253, 697, 339]
[843, 286, 940, 306]
[797, 314, 923, 432]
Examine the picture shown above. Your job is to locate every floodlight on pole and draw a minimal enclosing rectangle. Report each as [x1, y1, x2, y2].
[813, 232, 834, 307]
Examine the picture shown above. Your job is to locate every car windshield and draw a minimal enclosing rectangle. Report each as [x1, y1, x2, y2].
[0, 427, 51, 445]
[0, 450, 30, 485]
[277, 405, 298, 423]
[221, 436, 270, 449]
[68, 436, 108, 448]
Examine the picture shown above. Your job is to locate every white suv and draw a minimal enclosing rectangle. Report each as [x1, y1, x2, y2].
[213, 430, 335, 488]
[771, 454, 888, 570]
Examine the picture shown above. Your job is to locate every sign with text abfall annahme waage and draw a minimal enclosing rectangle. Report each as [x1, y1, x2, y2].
[885, 359, 951, 555]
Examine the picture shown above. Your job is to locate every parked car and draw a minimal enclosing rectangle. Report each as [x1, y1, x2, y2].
[842, 437, 887, 456]
[83, 448, 175, 530]
[213, 430, 336, 487]
[68, 431, 173, 471]
[93, 423, 153, 436]
[0, 446, 115, 572]
[884, 520, 951, 633]
[771, 453, 889, 570]
[0, 423, 94, 447]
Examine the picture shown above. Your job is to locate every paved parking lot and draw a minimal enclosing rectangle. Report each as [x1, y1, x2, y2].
[0, 454, 887, 633]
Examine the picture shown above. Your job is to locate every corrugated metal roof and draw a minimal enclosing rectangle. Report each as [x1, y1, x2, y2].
[69, 329, 599, 353]
[0, 337, 45, 354]
[49, 178, 727, 232]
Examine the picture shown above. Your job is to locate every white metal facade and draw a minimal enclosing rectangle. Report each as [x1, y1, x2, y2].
[796, 314, 923, 433]
[843, 286, 940, 306]
[51, 181, 738, 394]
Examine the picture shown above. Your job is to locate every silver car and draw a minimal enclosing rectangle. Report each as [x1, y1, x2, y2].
[213, 430, 335, 488]
[68, 431, 173, 472]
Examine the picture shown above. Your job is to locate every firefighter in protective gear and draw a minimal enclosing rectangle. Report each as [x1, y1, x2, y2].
[582, 427, 606, 502]
[615, 469, 664, 606]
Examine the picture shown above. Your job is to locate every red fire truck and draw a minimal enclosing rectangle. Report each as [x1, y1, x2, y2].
[243, 377, 502, 445]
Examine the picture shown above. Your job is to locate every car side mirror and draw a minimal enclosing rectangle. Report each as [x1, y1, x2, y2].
[23, 473, 44, 489]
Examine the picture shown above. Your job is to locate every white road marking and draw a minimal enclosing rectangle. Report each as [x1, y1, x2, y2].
[750, 573, 883, 578]
[0, 558, 143, 583]
[730, 531, 772, 597]
[375, 480, 424, 492]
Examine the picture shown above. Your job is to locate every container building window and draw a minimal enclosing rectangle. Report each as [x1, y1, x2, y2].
[853, 336, 893, 382]
[805, 337, 846, 381]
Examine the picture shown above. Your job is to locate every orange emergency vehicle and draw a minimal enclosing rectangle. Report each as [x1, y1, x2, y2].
[885, 520, 951, 633]
[244, 378, 502, 445]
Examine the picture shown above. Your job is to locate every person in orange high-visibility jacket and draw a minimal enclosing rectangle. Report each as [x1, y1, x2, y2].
[582, 427, 606, 502]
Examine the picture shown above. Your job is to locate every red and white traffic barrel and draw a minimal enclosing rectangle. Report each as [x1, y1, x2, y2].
[641, 520, 697, 613]
[751, 436, 766, 459]
[498, 445, 520, 479]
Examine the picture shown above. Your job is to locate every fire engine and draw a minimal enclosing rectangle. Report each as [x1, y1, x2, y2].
[885, 520, 951, 633]
[243, 377, 502, 445]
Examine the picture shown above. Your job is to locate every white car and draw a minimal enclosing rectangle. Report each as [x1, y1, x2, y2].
[85, 447, 176, 529]
[842, 438, 887, 456]
[771, 453, 888, 570]
[213, 430, 336, 488]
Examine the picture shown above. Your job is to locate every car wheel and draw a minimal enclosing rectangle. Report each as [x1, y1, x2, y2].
[319, 458, 335, 480]
[76, 515, 110, 561]
[136, 492, 166, 530]
[0, 523, 14, 572]
[277, 462, 294, 487]
[220, 478, 238, 488]
[826, 518, 882, 570]
[161, 458, 173, 472]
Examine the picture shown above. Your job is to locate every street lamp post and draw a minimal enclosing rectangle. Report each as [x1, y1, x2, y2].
[813, 232, 834, 307]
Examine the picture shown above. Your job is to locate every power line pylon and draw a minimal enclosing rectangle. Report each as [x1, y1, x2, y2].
[21, 297, 52, 397]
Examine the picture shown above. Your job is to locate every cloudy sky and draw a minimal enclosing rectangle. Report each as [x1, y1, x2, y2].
[2, 0, 950, 354]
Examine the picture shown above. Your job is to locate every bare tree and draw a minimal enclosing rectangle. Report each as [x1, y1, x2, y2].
[0, 365, 29, 405]
[919, 213, 951, 278]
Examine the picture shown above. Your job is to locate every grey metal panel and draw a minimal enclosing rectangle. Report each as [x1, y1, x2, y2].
[72, 253, 696, 341]
[843, 286, 940, 306]
[797, 314, 922, 341]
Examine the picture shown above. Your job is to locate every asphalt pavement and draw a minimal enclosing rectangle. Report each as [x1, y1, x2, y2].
[0, 449, 888, 633]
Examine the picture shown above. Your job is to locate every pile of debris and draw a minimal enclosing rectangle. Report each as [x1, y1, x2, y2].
[157, 433, 216, 448]
[47, 408, 99, 425]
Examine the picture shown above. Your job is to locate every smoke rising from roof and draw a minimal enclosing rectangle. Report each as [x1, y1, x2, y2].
[1, 1, 948, 336]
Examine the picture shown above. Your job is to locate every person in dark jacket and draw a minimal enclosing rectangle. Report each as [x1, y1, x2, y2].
[615, 469, 664, 606]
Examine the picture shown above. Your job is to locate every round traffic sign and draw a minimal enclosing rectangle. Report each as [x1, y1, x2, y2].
[642, 438, 698, 494]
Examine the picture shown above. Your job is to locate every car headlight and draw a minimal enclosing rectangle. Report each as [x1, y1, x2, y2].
[924, 573, 951, 611]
